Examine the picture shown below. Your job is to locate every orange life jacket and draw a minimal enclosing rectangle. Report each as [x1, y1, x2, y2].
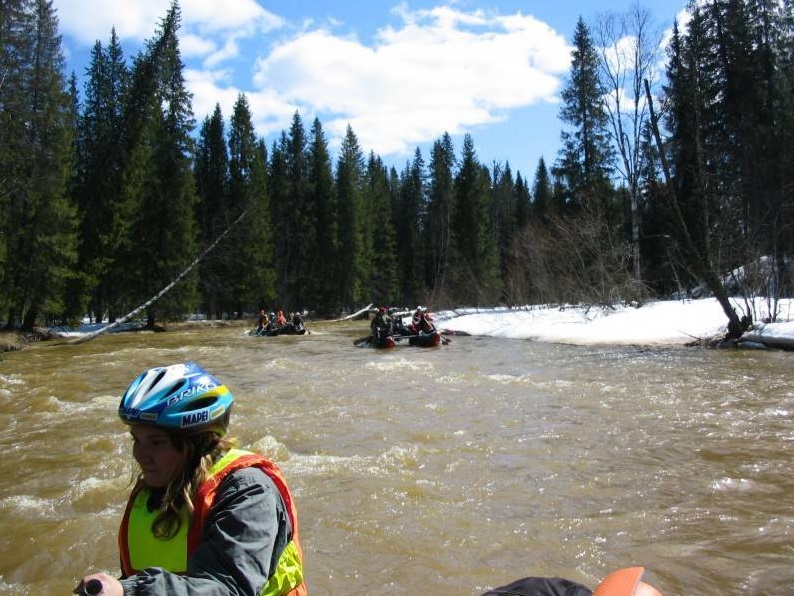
[118, 450, 306, 595]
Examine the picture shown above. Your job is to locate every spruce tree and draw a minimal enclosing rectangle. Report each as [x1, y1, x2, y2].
[555, 17, 614, 215]
[514, 171, 532, 231]
[710, 0, 789, 291]
[0, 0, 32, 316]
[194, 104, 229, 318]
[272, 112, 310, 309]
[777, 0, 794, 281]
[502, 170, 534, 304]
[394, 148, 425, 304]
[306, 118, 337, 314]
[227, 94, 275, 316]
[424, 132, 456, 302]
[491, 161, 517, 291]
[657, 10, 745, 335]
[0, 0, 77, 330]
[365, 152, 398, 306]
[71, 29, 131, 323]
[531, 157, 553, 224]
[284, 114, 318, 313]
[450, 134, 500, 304]
[335, 125, 367, 310]
[126, 1, 198, 326]
[665, 10, 720, 268]
[267, 134, 289, 313]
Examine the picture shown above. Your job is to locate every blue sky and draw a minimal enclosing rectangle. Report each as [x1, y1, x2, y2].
[53, 0, 690, 179]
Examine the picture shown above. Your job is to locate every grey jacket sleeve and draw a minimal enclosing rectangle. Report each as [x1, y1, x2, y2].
[120, 467, 292, 596]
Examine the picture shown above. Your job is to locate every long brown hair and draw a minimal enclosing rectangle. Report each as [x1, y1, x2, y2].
[134, 430, 236, 540]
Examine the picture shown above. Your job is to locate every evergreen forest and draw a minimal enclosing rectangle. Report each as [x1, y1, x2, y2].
[2, 0, 793, 338]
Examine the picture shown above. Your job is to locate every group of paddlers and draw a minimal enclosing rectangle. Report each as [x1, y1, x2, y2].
[253, 309, 306, 336]
[370, 305, 436, 342]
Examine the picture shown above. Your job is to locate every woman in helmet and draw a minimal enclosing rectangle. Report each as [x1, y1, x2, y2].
[74, 362, 306, 596]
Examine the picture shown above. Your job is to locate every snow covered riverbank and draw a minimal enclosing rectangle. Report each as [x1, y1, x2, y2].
[433, 298, 794, 349]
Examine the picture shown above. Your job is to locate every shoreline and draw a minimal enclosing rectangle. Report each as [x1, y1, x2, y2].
[0, 319, 254, 353]
[0, 330, 31, 353]
[3, 300, 793, 353]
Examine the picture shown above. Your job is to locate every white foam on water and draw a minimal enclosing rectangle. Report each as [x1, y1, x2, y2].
[711, 477, 755, 492]
[365, 358, 429, 372]
[0, 494, 57, 517]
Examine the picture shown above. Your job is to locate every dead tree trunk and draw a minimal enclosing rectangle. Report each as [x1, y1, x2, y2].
[644, 79, 746, 339]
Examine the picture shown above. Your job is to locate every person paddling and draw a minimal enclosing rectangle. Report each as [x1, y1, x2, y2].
[370, 306, 393, 342]
[255, 309, 269, 335]
[74, 361, 306, 596]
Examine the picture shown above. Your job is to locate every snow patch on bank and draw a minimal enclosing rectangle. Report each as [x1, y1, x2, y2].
[433, 298, 794, 347]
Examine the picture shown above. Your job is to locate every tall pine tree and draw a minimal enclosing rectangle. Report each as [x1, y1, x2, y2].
[71, 28, 130, 323]
[449, 134, 501, 304]
[227, 93, 275, 316]
[0, 0, 77, 330]
[555, 17, 614, 215]
[126, 1, 198, 326]
[335, 125, 367, 310]
[490, 161, 517, 294]
[394, 148, 425, 304]
[306, 117, 337, 314]
[272, 112, 310, 310]
[424, 132, 457, 302]
[194, 103, 229, 318]
[365, 152, 398, 306]
[531, 157, 553, 224]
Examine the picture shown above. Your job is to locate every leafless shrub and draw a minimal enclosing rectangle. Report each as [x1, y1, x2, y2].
[507, 203, 641, 309]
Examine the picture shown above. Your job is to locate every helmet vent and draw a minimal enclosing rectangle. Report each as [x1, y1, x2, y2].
[180, 396, 217, 412]
[161, 380, 186, 401]
[151, 369, 167, 387]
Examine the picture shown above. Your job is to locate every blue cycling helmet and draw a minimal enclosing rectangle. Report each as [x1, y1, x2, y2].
[119, 362, 233, 436]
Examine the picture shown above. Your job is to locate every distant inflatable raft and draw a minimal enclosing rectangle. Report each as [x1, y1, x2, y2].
[249, 323, 307, 337]
[354, 330, 441, 349]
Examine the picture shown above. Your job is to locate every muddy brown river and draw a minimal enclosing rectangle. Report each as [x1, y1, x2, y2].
[0, 320, 792, 594]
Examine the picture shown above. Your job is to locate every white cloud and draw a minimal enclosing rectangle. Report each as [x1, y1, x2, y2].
[203, 34, 246, 68]
[184, 69, 240, 122]
[55, 2, 572, 160]
[180, 33, 216, 59]
[180, 0, 283, 34]
[185, 68, 301, 141]
[55, 0, 167, 42]
[55, 0, 282, 43]
[660, 4, 693, 49]
[248, 6, 570, 157]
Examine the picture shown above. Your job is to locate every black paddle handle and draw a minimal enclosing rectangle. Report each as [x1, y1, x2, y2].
[82, 578, 103, 595]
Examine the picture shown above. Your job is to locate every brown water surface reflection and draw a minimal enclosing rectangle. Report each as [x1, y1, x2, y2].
[0, 322, 792, 595]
